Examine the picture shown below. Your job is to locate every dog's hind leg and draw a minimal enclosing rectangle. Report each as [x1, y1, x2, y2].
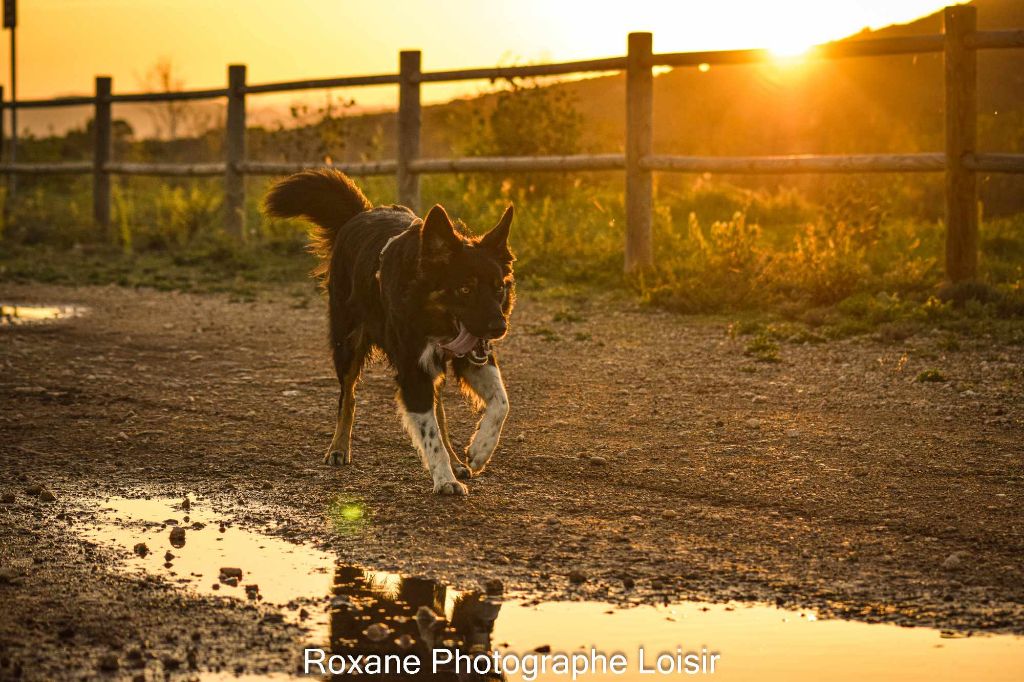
[455, 358, 509, 475]
[325, 335, 367, 466]
[434, 383, 471, 480]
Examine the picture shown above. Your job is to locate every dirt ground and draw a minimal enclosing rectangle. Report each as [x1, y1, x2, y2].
[1, 282, 1022, 680]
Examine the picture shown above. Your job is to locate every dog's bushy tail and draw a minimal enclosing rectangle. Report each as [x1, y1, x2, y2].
[263, 169, 372, 279]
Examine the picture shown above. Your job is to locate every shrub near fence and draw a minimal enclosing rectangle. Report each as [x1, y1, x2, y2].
[1, 5, 1023, 280]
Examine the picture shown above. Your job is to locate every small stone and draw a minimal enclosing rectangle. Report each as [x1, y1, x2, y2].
[220, 567, 243, 579]
[942, 552, 967, 571]
[181, 497, 191, 511]
[38, 488, 56, 503]
[515, 432, 526, 442]
[534, 644, 552, 653]
[1, 492, 15, 504]
[133, 543, 149, 557]
[752, 395, 768, 404]
[568, 570, 587, 584]
[786, 429, 801, 438]
[98, 654, 119, 672]
[483, 578, 504, 595]
[588, 455, 608, 465]
[363, 623, 391, 642]
[745, 418, 761, 429]
[661, 509, 679, 519]
[164, 551, 175, 562]
[169, 527, 186, 547]
[622, 577, 635, 590]
[24, 484, 42, 497]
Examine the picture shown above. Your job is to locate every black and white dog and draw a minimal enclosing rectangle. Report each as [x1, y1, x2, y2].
[264, 170, 514, 495]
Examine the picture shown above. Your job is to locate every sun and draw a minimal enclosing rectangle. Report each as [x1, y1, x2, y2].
[767, 37, 816, 59]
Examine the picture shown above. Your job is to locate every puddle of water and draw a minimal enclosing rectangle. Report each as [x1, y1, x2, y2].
[78, 496, 1024, 682]
[0, 303, 86, 326]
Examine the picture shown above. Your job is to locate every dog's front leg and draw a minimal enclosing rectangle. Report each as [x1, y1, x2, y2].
[398, 369, 468, 496]
[457, 359, 509, 475]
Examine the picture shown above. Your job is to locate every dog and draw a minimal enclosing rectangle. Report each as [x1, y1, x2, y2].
[264, 170, 515, 495]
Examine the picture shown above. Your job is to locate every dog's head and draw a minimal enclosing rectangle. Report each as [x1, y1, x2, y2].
[418, 204, 515, 346]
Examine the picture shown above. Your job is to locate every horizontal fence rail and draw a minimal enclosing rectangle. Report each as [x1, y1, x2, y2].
[2, 5, 1023, 280]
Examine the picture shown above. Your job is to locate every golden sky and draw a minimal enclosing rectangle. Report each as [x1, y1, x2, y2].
[2, 0, 967, 134]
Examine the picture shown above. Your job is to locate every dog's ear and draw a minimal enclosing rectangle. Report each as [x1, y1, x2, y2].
[420, 204, 460, 263]
[480, 204, 514, 263]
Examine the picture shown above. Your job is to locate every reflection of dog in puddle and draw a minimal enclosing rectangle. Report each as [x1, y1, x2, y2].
[327, 565, 504, 680]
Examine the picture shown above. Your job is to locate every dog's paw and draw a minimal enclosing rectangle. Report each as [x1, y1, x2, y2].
[433, 480, 469, 496]
[323, 450, 348, 466]
[453, 463, 472, 480]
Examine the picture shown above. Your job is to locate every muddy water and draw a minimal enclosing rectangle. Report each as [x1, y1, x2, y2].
[77, 496, 1024, 681]
[0, 303, 86, 326]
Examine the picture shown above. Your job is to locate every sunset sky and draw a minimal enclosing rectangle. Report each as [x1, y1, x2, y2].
[3, 0, 966, 134]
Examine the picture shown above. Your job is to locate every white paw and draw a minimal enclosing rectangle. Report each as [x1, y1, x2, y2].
[466, 445, 495, 474]
[452, 462, 472, 480]
[433, 480, 469, 496]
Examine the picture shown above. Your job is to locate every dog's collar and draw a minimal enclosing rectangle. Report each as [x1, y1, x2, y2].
[374, 231, 406, 288]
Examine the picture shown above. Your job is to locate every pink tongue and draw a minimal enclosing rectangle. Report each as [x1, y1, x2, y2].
[440, 324, 480, 356]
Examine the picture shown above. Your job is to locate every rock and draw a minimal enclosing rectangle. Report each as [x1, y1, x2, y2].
[133, 543, 149, 557]
[221, 576, 239, 587]
[786, 429, 801, 438]
[622, 577, 635, 590]
[97, 654, 120, 672]
[24, 484, 42, 497]
[745, 418, 762, 429]
[1, 492, 15, 504]
[164, 551, 175, 562]
[169, 527, 186, 547]
[568, 569, 587, 584]
[661, 509, 679, 519]
[220, 567, 243, 579]
[181, 497, 191, 511]
[534, 644, 552, 653]
[752, 395, 768, 404]
[588, 455, 608, 465]
[415, 606, 445, 636]
[363, 623, 392, 642]
[942, 551, 968, 571]
[38, 489, 56, 503]
[483, 578, 504, 595]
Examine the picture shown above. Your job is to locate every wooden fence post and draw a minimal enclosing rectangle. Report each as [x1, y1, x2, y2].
[626, 32, 654, 273]
[398, 50, 422, 212]
[225, 64, 247, 239]
[944, 5, 978, 283]
[93, 76, 112, 232]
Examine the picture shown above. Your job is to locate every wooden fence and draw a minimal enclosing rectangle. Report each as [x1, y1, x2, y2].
[2, 5, 1023, 280]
